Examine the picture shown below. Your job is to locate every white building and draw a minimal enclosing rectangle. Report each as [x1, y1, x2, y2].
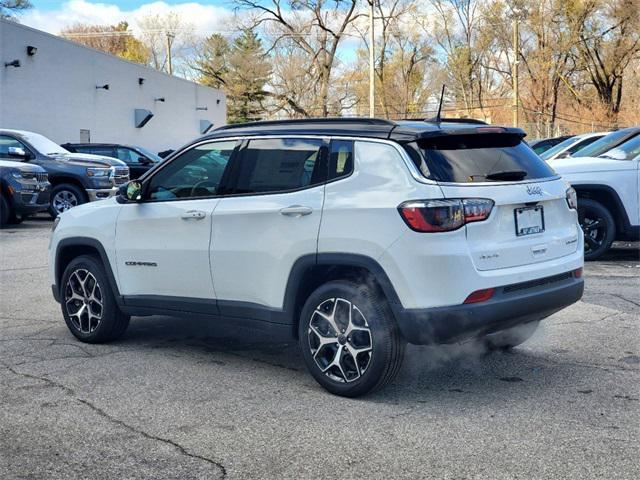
[0, 19, 226, 152]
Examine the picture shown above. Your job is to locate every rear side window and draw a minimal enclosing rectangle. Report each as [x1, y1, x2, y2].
[230, 138, 325, 194]
[328, 140, 353, 180]
[409, 133, 556, 183]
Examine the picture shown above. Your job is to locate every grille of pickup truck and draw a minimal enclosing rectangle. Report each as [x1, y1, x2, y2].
[111, 167, 129, 186]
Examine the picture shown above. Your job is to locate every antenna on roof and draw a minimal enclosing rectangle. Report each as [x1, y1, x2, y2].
[432, 84, 446, 123]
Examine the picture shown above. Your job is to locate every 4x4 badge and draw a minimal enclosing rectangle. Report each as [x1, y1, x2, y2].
[527, 186, 543, 196]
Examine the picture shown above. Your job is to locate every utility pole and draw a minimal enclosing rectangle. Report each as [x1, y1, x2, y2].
[369, 0, 375, 118]
[512, 16, 519, 128]
[166, 33, 174, 76]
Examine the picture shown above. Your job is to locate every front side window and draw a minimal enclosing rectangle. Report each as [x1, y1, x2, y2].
[89, 146, 116, 158]
[230, 138, 325, 194]
[147, 141, 237, 201]
[116, 147, 146, 164]
[0, 135, 27, 159]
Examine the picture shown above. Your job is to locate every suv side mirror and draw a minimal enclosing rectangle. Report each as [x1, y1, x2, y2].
[119, 180, 143, 202]
[8, 146, 29, 159]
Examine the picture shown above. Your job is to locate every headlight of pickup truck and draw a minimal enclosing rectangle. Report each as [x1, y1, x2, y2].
[11, 170, 37, 181]
[86, 167, 111, 177]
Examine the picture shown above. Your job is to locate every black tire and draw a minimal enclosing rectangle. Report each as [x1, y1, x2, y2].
[299, 280, 405, 397]
[0, 195, 11, 226]
[49, 183, 87, 218]
[483, 321, 539, 351]
[60, 255, 130, 343]
[578, 198, 615, 261]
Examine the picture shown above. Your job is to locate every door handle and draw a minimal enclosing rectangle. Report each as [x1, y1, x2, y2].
[181, 210, 207, 220]
[280, 205, 313, 217]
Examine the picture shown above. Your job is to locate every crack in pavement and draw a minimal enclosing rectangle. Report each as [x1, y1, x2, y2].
[609, 293, 640, 309]
[1, 363, 227, 478]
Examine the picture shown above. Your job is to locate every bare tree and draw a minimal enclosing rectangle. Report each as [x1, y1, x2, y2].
[234, 0, 362, 117]
[137, 11, 194, 75]
[60, 22, 150, 65]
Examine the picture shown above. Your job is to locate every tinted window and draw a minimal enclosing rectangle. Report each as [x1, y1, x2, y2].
[74, 146, 116, 157]
[411, 133, 556, 183]
[598, 135, 640, 160]
[116, 147, 146, 164]
[329, 140, 353, 180]
[147, 141, 236, 200]
[231, 138, 324, 194]
[573, 129, 639, 158]
[568, 136, 600, 154]
[0, 135, 27, 158]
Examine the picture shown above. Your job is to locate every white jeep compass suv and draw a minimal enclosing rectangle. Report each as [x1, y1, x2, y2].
[50, 118, 584, 397]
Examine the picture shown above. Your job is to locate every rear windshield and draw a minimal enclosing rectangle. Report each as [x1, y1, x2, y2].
[406, 133, 556, 183]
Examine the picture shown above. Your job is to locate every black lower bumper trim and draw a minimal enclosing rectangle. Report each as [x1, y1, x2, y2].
[393, 276, 584, 345]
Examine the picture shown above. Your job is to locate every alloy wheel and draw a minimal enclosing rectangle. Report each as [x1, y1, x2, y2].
[307, 297, 373, 383]
[579, 209, 607, 255]
[64, 269, 103, 334]
[53, 190, 78, 214]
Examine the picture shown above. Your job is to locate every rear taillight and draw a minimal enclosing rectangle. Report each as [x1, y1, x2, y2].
[398, 199, 494, 233]
[566, 187, 578, 210]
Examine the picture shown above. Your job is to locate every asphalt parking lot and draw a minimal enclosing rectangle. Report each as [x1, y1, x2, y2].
[1, 218, 638, 480]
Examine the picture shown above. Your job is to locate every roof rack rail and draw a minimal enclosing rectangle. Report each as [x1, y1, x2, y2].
[214, 117, 398, 131]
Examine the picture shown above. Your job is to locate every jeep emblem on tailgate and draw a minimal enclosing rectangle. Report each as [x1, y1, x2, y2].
[526, 185, 543, 196]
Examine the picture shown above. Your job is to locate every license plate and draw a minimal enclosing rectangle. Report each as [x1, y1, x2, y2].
[515, 206, 544, 236]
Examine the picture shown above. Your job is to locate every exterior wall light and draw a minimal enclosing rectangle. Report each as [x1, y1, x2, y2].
[96, 84, 110, 90]
[4, 60, 20, 68]
[154, 97, 165, 102]
[138, 77, 145, 85]
[27, 46, 38, 56]
[196, 106, 208, 111]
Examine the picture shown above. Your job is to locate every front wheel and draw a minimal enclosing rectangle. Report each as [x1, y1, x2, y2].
[299, 280, 405, 397]
[60, 255, 130, 343]
[578, 198, 615, 261]
[50, 183, 87, 218]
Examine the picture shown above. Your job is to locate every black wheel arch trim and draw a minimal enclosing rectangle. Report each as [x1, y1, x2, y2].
[572, 183, 633, 234]
[54, 237, 123, 306]
[53, 245, 404, 332]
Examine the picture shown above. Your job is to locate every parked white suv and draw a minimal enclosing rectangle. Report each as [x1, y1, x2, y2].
[50, 118, 584, 397]
[549, 129, 640, 260]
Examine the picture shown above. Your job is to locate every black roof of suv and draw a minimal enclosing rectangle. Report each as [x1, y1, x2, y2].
[202, 118, 525, 143]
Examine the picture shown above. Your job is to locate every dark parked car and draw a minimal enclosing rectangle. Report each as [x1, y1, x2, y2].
[0, 159, 50, 226]
[62, 143, 162, 179]
[528, 135, 574, 155]
[0, 130, 129, 217]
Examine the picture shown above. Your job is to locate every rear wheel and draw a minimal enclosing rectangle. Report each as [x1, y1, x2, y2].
[578, 198, 615, 261]
[483, 321, 540, 351]
[50, 183, 87, 218]
[299, 280, 405, 397]
[60, 255, 130, 343]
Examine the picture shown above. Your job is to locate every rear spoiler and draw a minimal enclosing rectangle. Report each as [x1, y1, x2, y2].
[415, 126, 526, 141]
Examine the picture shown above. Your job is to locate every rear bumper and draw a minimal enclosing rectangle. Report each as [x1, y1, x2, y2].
[393, 272, 583, 345]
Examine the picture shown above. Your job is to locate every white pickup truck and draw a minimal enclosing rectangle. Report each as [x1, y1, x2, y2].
[549, 128, 640, 260]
